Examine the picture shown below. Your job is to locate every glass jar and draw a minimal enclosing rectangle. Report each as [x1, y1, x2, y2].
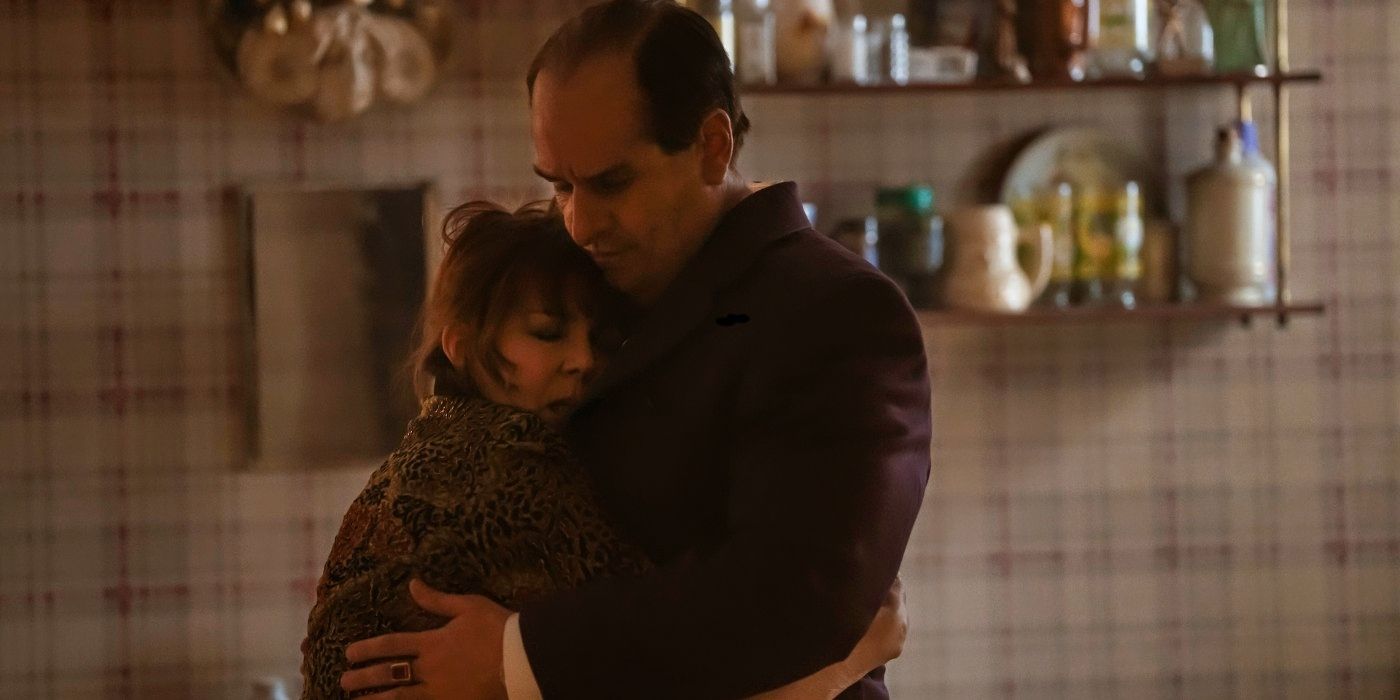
[735, 0, 776, 85]
[875, 185, 942, 305]
[1157, 0, 1215, 76]
[1086, 0, 1152, 78]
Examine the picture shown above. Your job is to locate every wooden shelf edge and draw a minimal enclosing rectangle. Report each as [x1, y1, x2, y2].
[917, 302, 1326, 326]
[745, 71, 1322, 96]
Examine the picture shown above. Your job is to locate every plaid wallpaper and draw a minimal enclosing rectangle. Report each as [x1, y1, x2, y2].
[1, 1, 1396, 697]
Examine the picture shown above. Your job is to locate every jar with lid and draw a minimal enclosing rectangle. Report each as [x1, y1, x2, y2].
[875, 185, 943, 305]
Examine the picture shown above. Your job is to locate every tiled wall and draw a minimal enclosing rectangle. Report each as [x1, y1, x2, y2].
[2, 1, 1396, 697]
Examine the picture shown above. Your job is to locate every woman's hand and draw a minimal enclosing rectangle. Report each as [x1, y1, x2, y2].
[748, 577, 908, 700]
[844, 576, 908, 672]
[339, 579, 512, 700]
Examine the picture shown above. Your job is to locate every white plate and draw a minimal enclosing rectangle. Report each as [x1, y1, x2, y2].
[999, 127, 1156, 213]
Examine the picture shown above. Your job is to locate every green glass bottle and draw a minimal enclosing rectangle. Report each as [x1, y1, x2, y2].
[1203, 0, 1268, 74]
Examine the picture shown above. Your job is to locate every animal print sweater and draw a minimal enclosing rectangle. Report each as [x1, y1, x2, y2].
[300, 395, 650, 699]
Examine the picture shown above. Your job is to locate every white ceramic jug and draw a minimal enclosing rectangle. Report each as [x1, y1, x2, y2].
[941, 205, 1052, 312]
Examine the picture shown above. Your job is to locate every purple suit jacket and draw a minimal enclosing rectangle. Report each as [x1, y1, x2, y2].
[519, 182, 932, 699]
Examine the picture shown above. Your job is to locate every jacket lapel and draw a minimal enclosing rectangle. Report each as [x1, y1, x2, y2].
[581, 182, 812, 405]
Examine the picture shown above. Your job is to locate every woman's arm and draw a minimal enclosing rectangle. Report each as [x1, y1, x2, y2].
[748, 578, 908, 700]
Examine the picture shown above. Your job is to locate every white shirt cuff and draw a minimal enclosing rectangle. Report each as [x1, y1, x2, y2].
[502, 613, 544, 700]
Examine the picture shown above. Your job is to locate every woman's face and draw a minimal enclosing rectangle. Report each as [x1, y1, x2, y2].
[467, 282, 599, 428]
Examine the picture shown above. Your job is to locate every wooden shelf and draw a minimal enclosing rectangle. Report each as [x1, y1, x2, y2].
[917, 302, 1326, 327]
[745, 71, 1322, 96]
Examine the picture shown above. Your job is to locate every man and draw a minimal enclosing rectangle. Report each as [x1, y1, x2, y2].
[340, 1, 931, 697]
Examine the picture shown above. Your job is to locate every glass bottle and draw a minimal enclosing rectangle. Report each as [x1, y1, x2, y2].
[1038, 181, 1076, 308]
[1086, 0, 1151, 78]
[1203, 0, 1267, 75]
[866, 11, 911, 85]
[1156, 0, 1215, 76]
[1111, 181, 1144, 308]
[982, 0, 1031, 82]
[1071, 184, 1113, 305]
[887, 13, 910, 85]
[1016, 0, 1090, 81]
[735, 0, 777, 85]
[829, 13, 870, 85]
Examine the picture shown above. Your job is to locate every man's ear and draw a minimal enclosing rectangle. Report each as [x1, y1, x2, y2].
[697, 108, 735, 185]
[440, 323, 468, 371]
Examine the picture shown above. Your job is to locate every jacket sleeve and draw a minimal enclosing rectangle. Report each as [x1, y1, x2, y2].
[518, 271, 933, 699]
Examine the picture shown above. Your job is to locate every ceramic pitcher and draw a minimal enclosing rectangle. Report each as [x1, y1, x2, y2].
[941, 204, 1052, 312]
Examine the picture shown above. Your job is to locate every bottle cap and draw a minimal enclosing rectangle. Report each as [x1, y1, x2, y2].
[1236, 120, 1261, 156]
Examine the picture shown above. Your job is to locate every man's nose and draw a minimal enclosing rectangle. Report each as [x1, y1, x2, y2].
[564, 192, 606, 249]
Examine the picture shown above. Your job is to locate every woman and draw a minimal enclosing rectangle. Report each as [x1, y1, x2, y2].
[300, 201, 901, 698]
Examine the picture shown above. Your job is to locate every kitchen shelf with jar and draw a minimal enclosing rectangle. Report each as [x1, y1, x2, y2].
[743, 70, 1321, 96]
[741, 0, 1322, 329]
[916, 301, 1325, 327]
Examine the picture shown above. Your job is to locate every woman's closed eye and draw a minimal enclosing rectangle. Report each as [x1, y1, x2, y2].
[529, 325, 564, 342]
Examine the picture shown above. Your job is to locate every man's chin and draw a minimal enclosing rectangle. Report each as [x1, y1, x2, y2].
[602, 271, 642, 300]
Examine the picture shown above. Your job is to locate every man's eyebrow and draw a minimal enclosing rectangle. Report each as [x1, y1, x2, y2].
[582, 163, 634, 185]
[532, 164, 561, 182]
[532, 162, 633, 185]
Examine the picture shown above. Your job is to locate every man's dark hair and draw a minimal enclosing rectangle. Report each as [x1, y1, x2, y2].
[526, 0, 752, 156]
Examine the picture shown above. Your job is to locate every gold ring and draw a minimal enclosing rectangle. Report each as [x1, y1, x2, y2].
[388, 660, 413, 684]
